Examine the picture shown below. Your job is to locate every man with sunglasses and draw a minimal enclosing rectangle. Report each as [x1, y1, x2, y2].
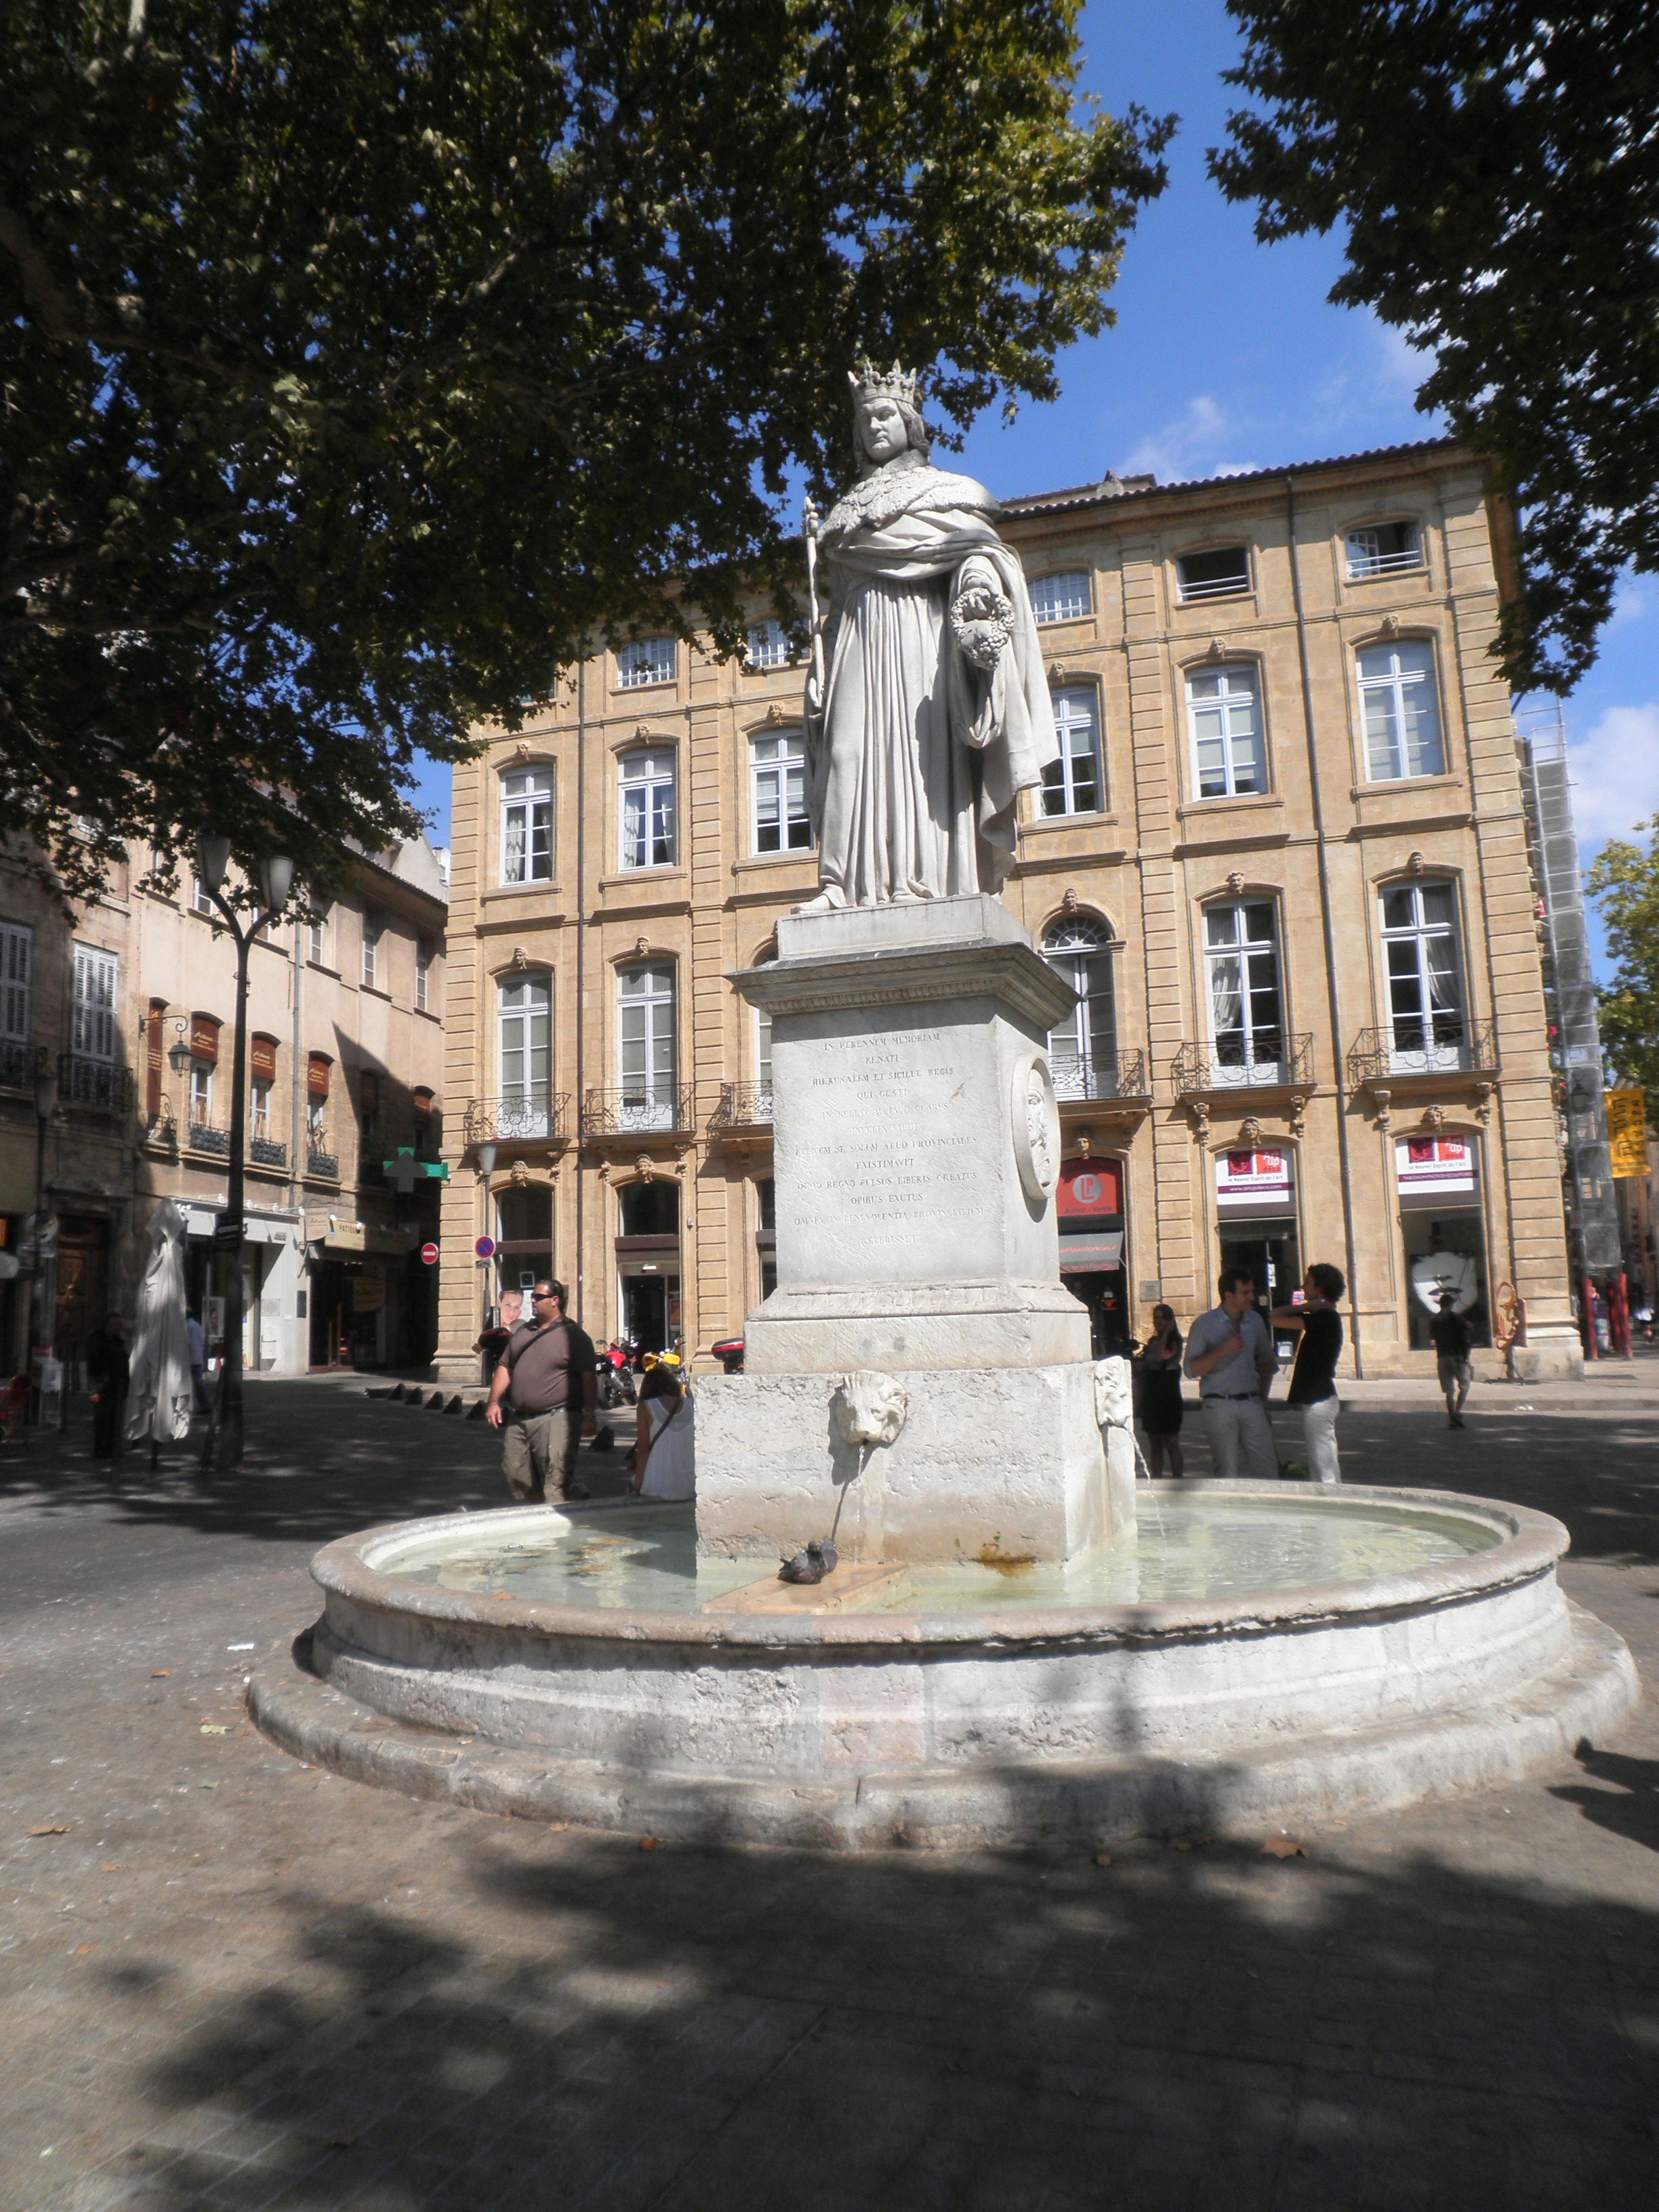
[485, 1279, 599, 1504]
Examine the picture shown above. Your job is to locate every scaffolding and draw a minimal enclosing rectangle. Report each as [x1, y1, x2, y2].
[1515, 700, 1621, 1277]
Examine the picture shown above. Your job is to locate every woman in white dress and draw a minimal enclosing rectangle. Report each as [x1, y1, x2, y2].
[629, 1367, 695, 1500]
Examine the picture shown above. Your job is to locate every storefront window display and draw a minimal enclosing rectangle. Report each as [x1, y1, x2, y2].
[1057, 1158, 1130, 1353]
[1215, 1148, 1301, 1357]
[1395, 1135, 1490, 1349]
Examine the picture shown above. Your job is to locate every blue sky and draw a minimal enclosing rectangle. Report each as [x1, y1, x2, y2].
[410, 0, 1658, 973]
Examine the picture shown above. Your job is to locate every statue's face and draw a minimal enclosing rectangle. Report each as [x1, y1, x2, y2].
[857, 394, 909, 464]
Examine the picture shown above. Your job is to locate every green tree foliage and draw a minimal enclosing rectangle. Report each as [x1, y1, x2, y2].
[2, 0, 1170, 899]
[1589, 819, 1659, 1111]
[1209, 1, 1659, 695]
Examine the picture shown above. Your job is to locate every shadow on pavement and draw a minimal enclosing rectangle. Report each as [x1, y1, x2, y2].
[1549, 1742, 1659, 1857]
[101, 1824, 1659, 2212]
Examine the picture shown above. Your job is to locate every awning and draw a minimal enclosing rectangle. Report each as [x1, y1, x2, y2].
[1059, 1231, 1124, 1273]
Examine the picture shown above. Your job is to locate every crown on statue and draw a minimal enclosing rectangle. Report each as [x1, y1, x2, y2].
[848, 357, 922, 409]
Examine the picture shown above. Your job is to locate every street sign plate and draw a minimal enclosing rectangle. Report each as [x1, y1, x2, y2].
[421, 1242, 440, 1267]
[213, 1217, 243, 1248]
[474, 1235, 496, 1258]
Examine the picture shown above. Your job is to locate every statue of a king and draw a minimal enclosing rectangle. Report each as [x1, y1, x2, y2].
[797, 361, 1059, 912]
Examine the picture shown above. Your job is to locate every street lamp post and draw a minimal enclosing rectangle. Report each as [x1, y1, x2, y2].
[196, 838, 295, 1472]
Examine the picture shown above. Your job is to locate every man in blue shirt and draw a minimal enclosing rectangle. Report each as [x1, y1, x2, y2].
[1183, 1267, 1279, 1479]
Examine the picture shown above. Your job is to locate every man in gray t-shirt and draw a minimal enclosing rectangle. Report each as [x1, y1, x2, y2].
[1183, 1268, 1279, 1480]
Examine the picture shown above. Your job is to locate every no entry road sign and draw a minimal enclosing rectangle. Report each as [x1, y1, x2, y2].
[421, 1242, 440, 1267]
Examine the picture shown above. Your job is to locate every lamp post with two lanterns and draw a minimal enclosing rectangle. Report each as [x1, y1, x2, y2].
[193, 836, 295, 1473]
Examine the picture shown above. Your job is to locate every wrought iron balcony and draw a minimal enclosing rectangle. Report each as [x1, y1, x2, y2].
[462, 1093, 571, 1143]
[0, 1039, 45, 1093]
[1048, 1050, 1149, 1104]
[1172, 1036, 1313, 1094]
[1347, 1022, 1498, 1086]
[59, 1054, 136, 1113]
[187, 1118, 230, 1157]
[580, 1085, 695, 1137]
[710, 1082, 774, 1128]
[306, 1142, 340, 1181]
[249, 1133, 288, 1168]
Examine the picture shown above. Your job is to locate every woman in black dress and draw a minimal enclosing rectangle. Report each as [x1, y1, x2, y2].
[1139, 1304, 1185, 1478]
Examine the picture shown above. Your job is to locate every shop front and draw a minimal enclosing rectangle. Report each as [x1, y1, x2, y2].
[1215, 1147, 1301, 1354]
[1057, 1158, 1130, 1354]
[1395, 1134, 1490, 1349]
[306, 1221, 416, 1369]
[615, 1178, 681, 1354]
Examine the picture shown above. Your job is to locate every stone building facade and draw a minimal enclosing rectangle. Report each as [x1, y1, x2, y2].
[0, 836, 447, 1381]
[435, 437, 1581, 1382]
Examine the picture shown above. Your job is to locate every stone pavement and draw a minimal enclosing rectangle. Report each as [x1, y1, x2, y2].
[2, 1368, 1657, 2212]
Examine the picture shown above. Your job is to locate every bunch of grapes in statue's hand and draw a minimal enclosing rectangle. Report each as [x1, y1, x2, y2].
[950, 583, 1014, 672]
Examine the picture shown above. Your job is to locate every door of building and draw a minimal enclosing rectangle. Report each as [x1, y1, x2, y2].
[622, 1272, 680, 1355]
[55, 1214, 109, 1363]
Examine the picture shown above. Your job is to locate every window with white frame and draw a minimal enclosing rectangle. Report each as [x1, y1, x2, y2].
[746, 619, 793, 669]
[754, 943, 777, 1116]
[189, 1061, 213, 1128]
[415, 939, 432, 1014]
[619, 747, 677, 869]
[71, 943, 118, 1063]
[617, 636, 676, 689]
[1380, 880, 1465, 1065]
[0, 920, 32, 1045]
[251, 1079, 273, 1138]
[1042, 916, 1118, 1097]
[191, 874, 215, 916]
[306, 906, 330, 966]
[1204, 901, 1284, 1075]
[750, 729, 811, 853]
[497, 975, 552, 1136]
[1029, 571, 1092, 625]
[618, 963, 677, 1127]
[1187, 664, 1266, 798]
[1346, 521, 1422, 580]
[1177, 546, 1251, 602]
[1040, 688, 1105, 816]
[1357, 640, 1446, 781]
[361, 913, 381, 989]
[500, 768, 554, 884]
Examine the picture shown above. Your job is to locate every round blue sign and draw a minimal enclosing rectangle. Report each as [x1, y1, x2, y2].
[474, 1235, 496, 1259]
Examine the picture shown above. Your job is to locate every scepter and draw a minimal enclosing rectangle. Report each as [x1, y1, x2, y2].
[803, 493, 825, 709]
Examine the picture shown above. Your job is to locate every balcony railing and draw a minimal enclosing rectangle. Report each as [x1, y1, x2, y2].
[59, 1054, 136, 1113]
[1172, 1036, 1313, 1093]
[1048, 1050, 1149, 1104]
[1346, 549, 1424, 581]
[581, 1085, 695, 1137]
[249, 1132, 288, 1168]
[187, 1118, 231, 1157]
[462, 1093, 572, 1143]
[0, 1039, 45, 1093]
[710, 1082, 774, 1128]
[306, 1139, 340, 1180]
[1347, 1021, 1498, 1086]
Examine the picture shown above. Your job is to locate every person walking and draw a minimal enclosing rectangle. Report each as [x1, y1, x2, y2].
[86, 1315, 129, 1460]
[484, 1279, 598, 1503]
[1271, 1265, 1346, 1483]
[628, 1365, 696, 1500]
[1430, 1289, 1474, 1429]
[1184, 1268, 1278, 1479]
[1139, 1304, 1186, 1478]
[185, 1309, 207, 1412]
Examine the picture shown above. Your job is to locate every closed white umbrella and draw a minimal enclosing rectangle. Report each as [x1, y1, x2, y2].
[126, 1200, 194, 1446]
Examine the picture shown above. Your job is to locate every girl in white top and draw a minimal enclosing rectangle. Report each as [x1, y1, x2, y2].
[629, 1368, 695, 1500]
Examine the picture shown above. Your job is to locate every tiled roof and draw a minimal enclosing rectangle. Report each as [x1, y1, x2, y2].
[1002, 437, 1461, 518]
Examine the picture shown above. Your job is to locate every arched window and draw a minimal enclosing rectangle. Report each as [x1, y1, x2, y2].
[1380, 880, 1466, 1067]
[617, 636, 676, 689]
[1187, 664, 1265, 798]
[1358, 640, 1446, 780]
[250, 1033, 280, 1151]
[1029, 570, 1091, 624]
[497, 975, 552, 1135]
[752, 941, 777, 1113]
[1042, 916, 1117, 1097]
[500, 768, 554, 884]
[620, 1180, 680, 1235]
[617, 963, 678, 1128]
[1203, 900, 1284, 1078]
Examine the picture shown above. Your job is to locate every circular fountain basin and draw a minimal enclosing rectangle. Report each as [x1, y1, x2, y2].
[249, 1482, 1637, 1849]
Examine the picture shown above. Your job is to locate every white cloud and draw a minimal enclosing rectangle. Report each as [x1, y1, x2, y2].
[1124, 395, 1259, 484]
[1565, 704, 1659, 852]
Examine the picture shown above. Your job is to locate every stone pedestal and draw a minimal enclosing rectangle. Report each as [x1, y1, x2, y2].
[696, 897, 1133, 1565]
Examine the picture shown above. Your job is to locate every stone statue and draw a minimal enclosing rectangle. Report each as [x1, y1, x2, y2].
[797, 361, 1060, 911]
[830, 1370, 909, 1450]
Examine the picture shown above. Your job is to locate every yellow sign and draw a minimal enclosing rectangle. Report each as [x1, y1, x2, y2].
[1605, 1089, 1650, 1179]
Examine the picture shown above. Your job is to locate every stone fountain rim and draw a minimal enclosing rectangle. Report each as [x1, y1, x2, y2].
[311, 1481, 1568, 1652]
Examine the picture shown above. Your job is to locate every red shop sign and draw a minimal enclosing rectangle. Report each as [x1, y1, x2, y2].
[1057, 1158, 1123, 1219]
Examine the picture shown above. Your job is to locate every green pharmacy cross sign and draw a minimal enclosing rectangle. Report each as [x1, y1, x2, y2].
[384, 1147, 450, 1196]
